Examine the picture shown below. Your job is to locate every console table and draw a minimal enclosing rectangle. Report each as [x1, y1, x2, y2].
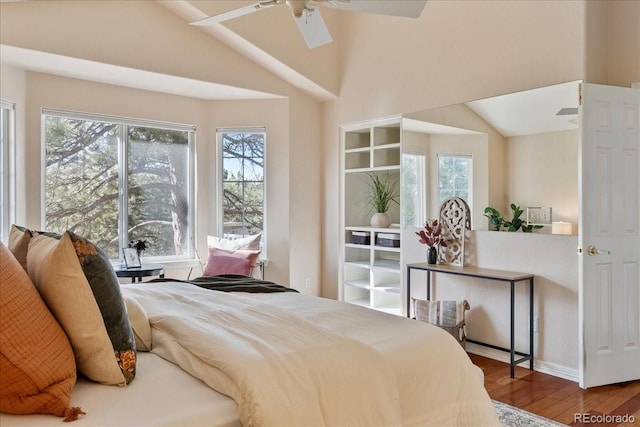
[406, 263, 534, 378]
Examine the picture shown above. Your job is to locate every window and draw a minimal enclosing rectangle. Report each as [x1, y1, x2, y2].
[43, 110, 195, 261]
[218, 129, 265, 248]
[438, 154, 472, 207]
[1, 99, 15, 243]
[402, 152, 426, 227]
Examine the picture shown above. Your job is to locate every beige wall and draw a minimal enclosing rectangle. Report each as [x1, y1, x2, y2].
[0, 0, 324, 292]
[506, 130, 579, 227]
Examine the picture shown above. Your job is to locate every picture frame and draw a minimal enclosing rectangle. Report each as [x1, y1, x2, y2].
[123, 247, 141, 268]
[526, 206, 552, 225]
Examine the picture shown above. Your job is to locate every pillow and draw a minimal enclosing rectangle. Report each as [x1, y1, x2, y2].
[0, 242, 83, 421]
[202, 246, 260, 277]
[206, 234, 262, 278]
[206, 233, 261, 251]
[7, 224, 33, 271]
[27, 231, 136, 385]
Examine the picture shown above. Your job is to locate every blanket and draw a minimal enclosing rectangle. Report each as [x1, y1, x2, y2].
[149, 274, 299, 294]
[122, 281, 499, 427]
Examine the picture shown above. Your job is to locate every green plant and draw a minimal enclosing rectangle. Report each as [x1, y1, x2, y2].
[503, 203, 543, 233]
[483, 207, 504, 231]
[365, 172, 399, 214]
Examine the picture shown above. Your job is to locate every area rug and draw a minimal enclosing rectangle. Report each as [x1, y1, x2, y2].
[493, 400, 568, 426]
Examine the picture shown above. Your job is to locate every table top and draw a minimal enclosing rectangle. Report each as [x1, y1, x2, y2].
[407, 262, 534, 281]
[113, 263, 165, 277]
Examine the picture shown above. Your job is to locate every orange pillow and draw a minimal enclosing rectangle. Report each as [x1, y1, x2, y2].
[0, 242, 83, 421]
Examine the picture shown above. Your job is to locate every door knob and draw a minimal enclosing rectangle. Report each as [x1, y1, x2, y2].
[587, 245, 610, 256]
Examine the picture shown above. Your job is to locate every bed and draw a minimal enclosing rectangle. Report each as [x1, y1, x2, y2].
[1, 229, 499, 426]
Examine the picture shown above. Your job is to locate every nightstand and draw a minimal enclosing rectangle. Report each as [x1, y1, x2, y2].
[114, 263, 165, 283]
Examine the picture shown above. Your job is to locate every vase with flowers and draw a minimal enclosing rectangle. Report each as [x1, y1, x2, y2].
[415, 219, 448, 264]
[128, 239, 147, 260]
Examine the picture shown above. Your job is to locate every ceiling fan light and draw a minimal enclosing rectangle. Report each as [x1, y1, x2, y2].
[287, 0, 307, 17]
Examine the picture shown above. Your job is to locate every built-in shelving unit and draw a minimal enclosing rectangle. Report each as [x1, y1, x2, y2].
[340, 117, 402, 316]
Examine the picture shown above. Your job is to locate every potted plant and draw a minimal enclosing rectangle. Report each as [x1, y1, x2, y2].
[415, 219, 448, 264]
[483, 207, 504, 231]
[503, 204, 543, 233]
[365, 172, 399, 228]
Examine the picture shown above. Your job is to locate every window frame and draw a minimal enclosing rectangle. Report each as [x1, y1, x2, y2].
[41, 108, 196, 262]
[437, 153, 473, 210]
[1, 99, 15, 243]
[402, 151, 426, 228]
[216, 127, 267, 256]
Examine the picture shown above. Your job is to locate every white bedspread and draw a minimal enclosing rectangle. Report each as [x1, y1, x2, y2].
[122, 282, 499, 427]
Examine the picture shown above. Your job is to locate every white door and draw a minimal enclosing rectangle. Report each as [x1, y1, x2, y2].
[579, 83, 640, 388]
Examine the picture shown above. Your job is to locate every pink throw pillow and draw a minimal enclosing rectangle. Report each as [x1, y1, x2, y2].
[203, 247, 260, 277]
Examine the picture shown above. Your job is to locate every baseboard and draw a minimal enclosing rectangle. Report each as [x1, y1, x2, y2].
[466, 342, 579, 383]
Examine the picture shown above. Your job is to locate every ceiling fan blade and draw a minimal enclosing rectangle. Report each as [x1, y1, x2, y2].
[322, 0, 427, 18]
[294, 9, 332, 49]
[190, 2, 270, 26]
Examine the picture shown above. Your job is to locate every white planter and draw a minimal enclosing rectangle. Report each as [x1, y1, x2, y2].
[371, 212, 391, 228]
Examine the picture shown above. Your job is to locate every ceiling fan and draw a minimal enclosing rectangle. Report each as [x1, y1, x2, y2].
[190, 0, 428, 49]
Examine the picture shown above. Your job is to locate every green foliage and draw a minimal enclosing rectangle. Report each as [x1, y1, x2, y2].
[484, 204, 543, 233]
[365, 172, 399, 214]
[44, 116, 191, 259]
[220, 133, 264, 236]
[483, 206, 504, 231]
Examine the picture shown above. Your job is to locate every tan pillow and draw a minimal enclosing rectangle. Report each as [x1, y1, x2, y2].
[7, 224, 33, 271]
[0, 242, 83, 421]
[27, 231, 136, 385]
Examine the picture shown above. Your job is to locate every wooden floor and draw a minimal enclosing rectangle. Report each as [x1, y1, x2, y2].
[469, 354, 640, 426]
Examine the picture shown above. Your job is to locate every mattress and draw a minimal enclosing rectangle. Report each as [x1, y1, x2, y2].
[0, 352, 240, 427]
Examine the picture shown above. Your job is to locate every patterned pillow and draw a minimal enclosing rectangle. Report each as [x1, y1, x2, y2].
[27, 231, 136, 385]
[0, 242, 83, 421]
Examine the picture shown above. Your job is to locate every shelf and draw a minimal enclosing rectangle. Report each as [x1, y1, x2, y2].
[346, 225, 401, 232]
[373, 245, 400, 253]
[345, 146, 371, 154]
[345, 279, 371, 290]
[372, 285, 401, 294]
[345, 260, 371, 269]
[344, 165, 400, 174]
[341, 117, 403, 316]
[345, 243, 371, 249]
[372, 258, 400, 271]
[372, 142, 401, 151]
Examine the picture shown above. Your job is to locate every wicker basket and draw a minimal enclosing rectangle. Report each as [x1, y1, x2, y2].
[412, 299, 470, 348]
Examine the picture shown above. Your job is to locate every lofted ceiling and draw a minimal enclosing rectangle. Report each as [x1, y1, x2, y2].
[1, 1, 582, 136]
